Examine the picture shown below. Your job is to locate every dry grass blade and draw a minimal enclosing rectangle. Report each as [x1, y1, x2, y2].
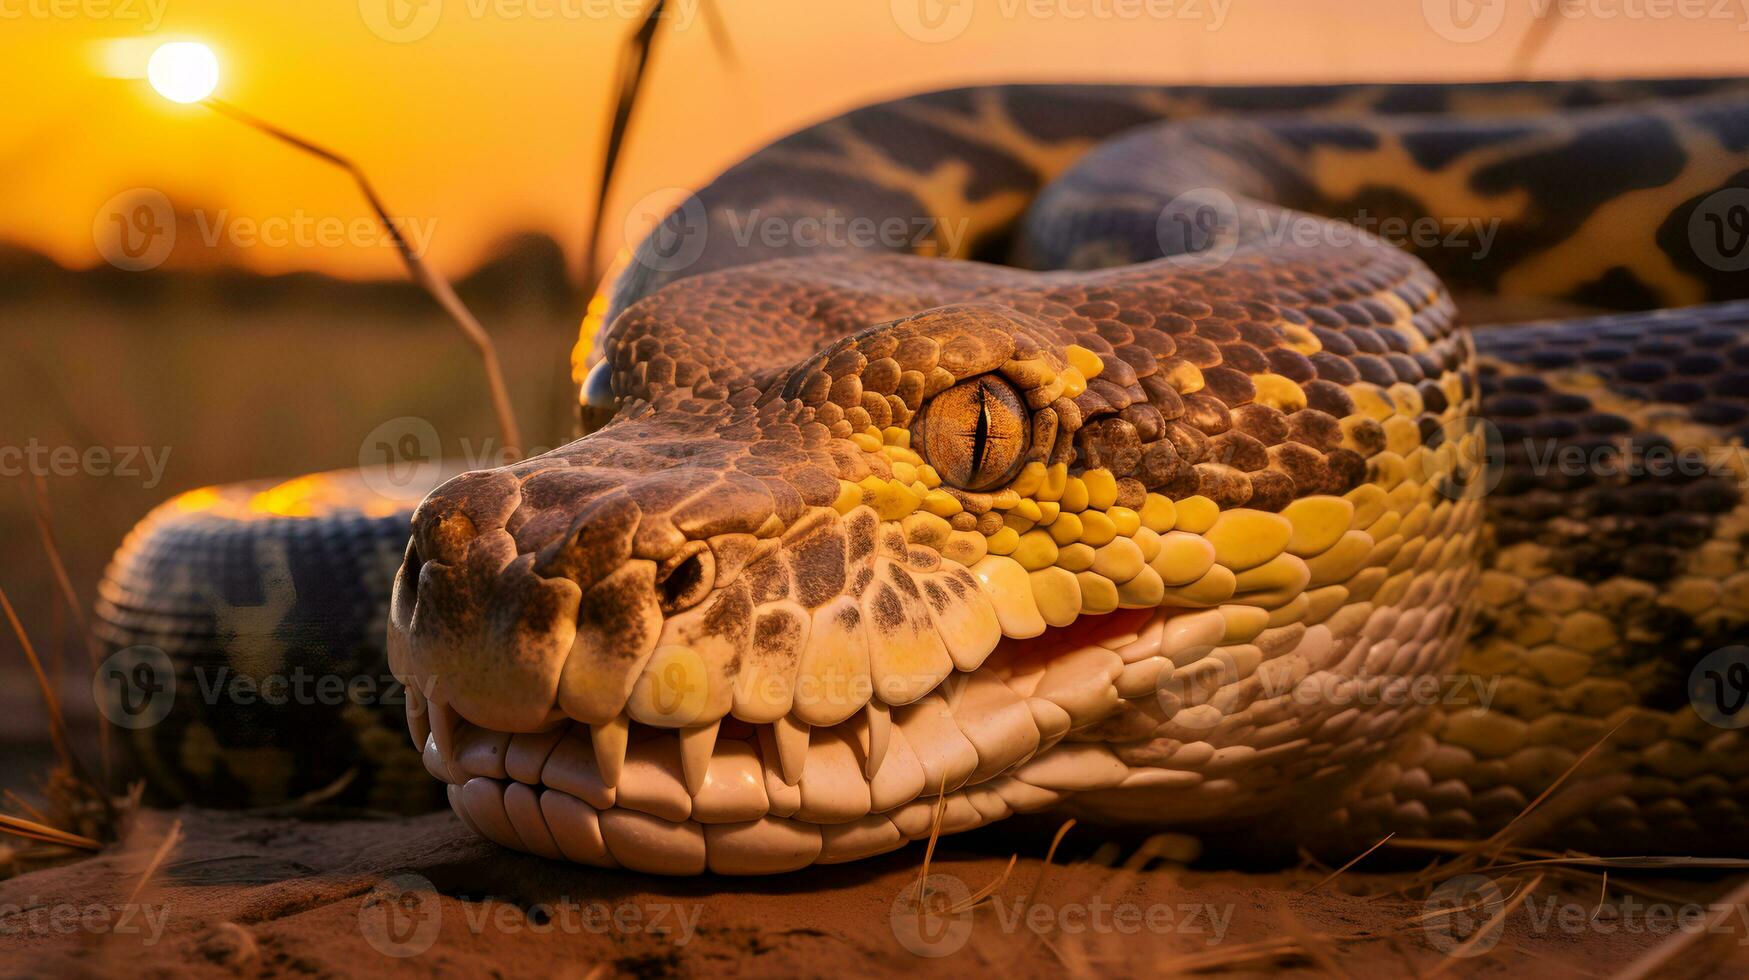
[25, 479, 113, 789]
[241, 768, 361, 818]
[945, 854, 1018, 915]
[1411, 877, 1525, 924]
[1534, 863, 1715, 907]
[911, 776, 951, 914]
[1277, 908, 1349, 979]
[1088, 841, 1123, 867]
[1151, 935, 1306, 973]
[1387, 838, 1562, 859]
[202, 98, 520, 458]
[1608, 875, 1749, 980]
[1483, 722, 1623, 854]
[4, 789, 51, 826]
[1509, 1, 1568, 74]
[1494, 855, 1749, 872]
[1305, 832, 1394, 894]
[123, 818, 183, 907]
[1, 584, 82, 784]
[0, 814, 99, 851]
[580, 0, 735, 286]
[697, 0, 736, 67]
[583, 0, 665, 288]
[1019, 819, 1077, 919]
[1, 577, 119, 839]
[1380, 724, 1625, 899]
[1427, 873, 1546, 977]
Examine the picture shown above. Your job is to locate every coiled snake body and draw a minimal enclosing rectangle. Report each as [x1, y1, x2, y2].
[99, 79, 1749, 873]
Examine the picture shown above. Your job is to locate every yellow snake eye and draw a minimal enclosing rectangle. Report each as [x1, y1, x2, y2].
[914, 375, 1031, 491]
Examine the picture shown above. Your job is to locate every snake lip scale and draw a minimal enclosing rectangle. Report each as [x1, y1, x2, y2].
[400, 602, 1249, 874]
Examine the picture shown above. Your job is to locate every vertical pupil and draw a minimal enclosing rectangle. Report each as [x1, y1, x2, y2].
[970, 382, 991, 478]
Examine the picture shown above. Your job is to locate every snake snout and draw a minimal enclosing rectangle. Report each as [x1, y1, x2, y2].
[392, 445, 776, 739]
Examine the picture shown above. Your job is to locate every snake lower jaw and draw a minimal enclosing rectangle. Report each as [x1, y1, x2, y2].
[395, 603, 1250, 874]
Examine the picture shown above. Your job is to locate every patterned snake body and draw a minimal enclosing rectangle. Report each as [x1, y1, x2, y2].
[99, 79, 1749, 872]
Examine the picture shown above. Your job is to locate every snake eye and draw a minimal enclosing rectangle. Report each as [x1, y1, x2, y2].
[915, 375, 1031, 491]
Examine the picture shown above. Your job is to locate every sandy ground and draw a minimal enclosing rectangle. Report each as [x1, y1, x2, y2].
[3, 808, 1746, 978]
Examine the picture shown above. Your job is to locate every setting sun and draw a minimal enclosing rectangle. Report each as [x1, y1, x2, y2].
[146, 41, 219, 104]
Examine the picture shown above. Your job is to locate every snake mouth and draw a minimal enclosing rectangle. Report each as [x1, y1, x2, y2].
[398, 602, 1254, 875]
[386, 428, 1360, 872]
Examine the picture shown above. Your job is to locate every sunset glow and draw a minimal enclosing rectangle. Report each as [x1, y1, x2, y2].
[3, 1, 1744, 280]
[146, 41, 219, 104]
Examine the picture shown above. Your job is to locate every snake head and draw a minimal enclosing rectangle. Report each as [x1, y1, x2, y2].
[389, 252, 1475, 873]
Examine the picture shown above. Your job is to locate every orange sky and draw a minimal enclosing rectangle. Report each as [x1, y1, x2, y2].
[4, 0, 1747, 282]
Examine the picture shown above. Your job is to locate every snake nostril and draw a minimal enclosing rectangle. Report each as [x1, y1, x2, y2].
[657, 545, 715, 613]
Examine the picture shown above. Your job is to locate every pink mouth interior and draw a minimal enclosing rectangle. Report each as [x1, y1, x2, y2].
[985, 606, 1158, 673]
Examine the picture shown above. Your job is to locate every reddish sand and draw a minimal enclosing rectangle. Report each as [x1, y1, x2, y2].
[3, 808, 1745, 977]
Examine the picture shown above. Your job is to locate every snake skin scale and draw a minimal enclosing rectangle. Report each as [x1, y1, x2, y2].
[99, 79, 1749, 873]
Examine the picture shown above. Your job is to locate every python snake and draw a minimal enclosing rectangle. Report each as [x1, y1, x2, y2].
[97, 79, 1749, 874]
